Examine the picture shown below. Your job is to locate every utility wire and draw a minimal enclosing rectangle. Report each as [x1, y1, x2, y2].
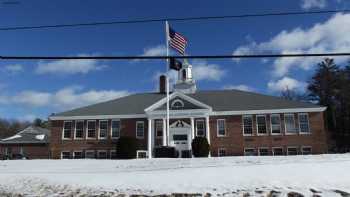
[1, 52, 350, 60]
[1, 9, 350, 31]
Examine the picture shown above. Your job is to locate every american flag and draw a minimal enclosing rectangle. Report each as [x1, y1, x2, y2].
[168, 26, 187, 55]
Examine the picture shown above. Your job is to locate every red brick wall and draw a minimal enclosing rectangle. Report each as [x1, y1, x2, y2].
[0, 144, 50, 159]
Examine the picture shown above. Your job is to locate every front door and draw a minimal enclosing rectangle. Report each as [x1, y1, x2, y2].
[169, 120, 191, 158]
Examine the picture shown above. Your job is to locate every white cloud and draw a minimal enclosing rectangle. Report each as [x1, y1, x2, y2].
[267, 77, 307, 92]
[191, 60, 226, 81]
[233, 13, 350, 77]
[141, 45, 167, 56]
[301, 0, 327, 10]
[3, 64, 24, 74]
[36, 54, 107, 75]
[222, 84, 254, 92]
[0, 86, 130, 110]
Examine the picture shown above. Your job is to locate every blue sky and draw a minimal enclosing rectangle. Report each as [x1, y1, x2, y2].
[0, 0, 350, 121]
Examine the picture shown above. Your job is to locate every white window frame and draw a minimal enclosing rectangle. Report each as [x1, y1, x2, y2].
[97, 150, 108, 159]
[136, 150, 148, 159]
[136, 121, 145, 139]
[62, 121, 73, 140]
[287, 146, 299, 155]
[242, 115, 253, 136]
[244, 148, 256, 156]
[86, 120, 96, 139]
[270, 114, 282, 135]
[301, 146, 312, 155]
[61, 151, 71, 159]
[256, 115, 268, 136]
[218, 148, 226, 157]
[155, 120, 163, 139]
[284, 114, 297, 135]
[98, 120, 108, 140]
[195, 119, 205, 137]
[217, 119, 226, 137]
[74, 120, 84, 140]
[298, 113, 311, 134]
[110, 150, 117, 159]
[272, 147, 284, 156]
[111, 120, 120, 139]
[85, 150, 95, 159]
[258, 147, 269, 156]
[73, 151, 83, 159]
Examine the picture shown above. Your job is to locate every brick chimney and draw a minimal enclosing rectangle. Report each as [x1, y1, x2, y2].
[159, 75, 166, 94]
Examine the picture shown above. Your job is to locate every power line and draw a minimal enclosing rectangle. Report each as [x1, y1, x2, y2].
[1, 52, 350, 60]
[1, 9, 350, 31]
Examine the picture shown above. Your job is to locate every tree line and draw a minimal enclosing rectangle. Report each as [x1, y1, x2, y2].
[282, 58, 350, 152]
[0, 118, 48, 139]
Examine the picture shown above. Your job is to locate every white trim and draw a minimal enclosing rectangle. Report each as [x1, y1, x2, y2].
[301, 146, 312, 155]
[145, 91, 212, 112]
[98, 120, 108, 140]
[211, 107, 326, 116]
[270, 114, 282, 135]
[242, 115, 253, 136]
[86, 120, 97, 139]
[195, 119, 205, 137]
[137, 150, 148, 159]
[256, 114, 268, 136]
[110, 119, 121, 139]
[62, 121, 73, 140]
[258, 147, 269, 156]
[50, 114, 146, 121]
[218, 148, 226, 157]
[74, 120, 84, 140]
[171, 99, 185, 109]
[287, 146, 299, 155]
[73, 150, 83, 159]
[136, 121, 145, 139]
[272, 147, 284, 156]
[216, 119, 226, 137]
[298, 113, 311, 134]
[284, 114, 297, 135]
[244, 147, 256, 156]
[60, 151, 71, 159]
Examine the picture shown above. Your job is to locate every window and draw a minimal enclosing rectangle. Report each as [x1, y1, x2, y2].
[136, 121, 144, 138]
[61, 151, 71, 159]
[270, 114, 281, 135]
[87, 120, 96, 138]
[63, 121, 72, 139]
[256, 115, 267, 135]
[218, 148, 226, 157]
[97, 150, 108, 159]
[244, 148, 256, 156]
[171, 99, 184, 109]
[155, 120, 163, 138]
[299, 113, 310, 134]
[99, 120, 108, 139]
[110, 150, 117, 159]
[196, 120, 205, 137]
[173, 134, 188, 141]
[272, 147, 284, 156]
[243, 115, 253, 136]
[111, 120, 120, 139]
[258, 148, 269, 156]
[85, 150, 95, 159]
[73, 151, 83, 159]
[75, 120, 84, 139]
[137, 150, 148, 159]
[285, 114, 297, 134]
[217, 119, 226, 137]
[287, 147, 298, 155]
[301, 146, 312, 155]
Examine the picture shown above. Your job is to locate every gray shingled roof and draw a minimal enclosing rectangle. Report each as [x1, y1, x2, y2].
[0, 126, 50, 144]
[52, 90, 321, 117]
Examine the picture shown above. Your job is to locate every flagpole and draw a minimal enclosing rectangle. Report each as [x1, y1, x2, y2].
[165, 21, 170, 147]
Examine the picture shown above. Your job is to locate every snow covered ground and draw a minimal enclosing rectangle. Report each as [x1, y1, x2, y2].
[1, 154, 350, 196]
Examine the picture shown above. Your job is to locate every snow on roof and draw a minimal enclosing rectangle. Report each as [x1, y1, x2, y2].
[35, 134, 45, 140]
[2, 134, 22, 141]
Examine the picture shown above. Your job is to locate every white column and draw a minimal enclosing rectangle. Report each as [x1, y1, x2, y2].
[162, 118, 167, 146]
[205, 116, 211, 157]
[191, 117, 195, 140]
[148, 118, 152, 158]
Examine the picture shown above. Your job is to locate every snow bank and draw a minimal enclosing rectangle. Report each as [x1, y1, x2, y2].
[0, 154, 350, 196]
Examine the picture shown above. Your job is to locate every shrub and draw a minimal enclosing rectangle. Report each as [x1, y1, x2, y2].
[154, 146, 177, 158]
[191, 136, 210, 157]
[116, 136, 138, 159]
